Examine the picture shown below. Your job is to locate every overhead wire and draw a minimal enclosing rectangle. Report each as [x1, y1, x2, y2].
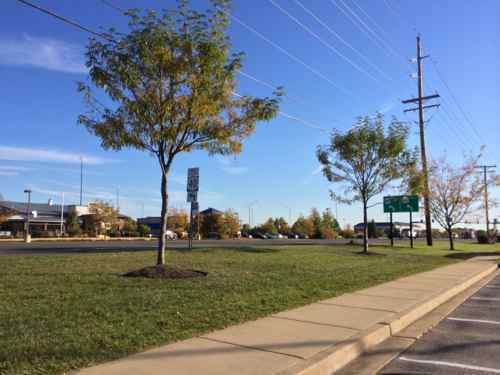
[17, 0, 331, 135]
[429, 57, 485, 145]
[292, 0, 394, 83]
[226, 10, 359, 100]
[354, 0, 478, 154]
[267, 0, 381, 84]
[17, 0, 114, 41]
[232, 91, 330, 133]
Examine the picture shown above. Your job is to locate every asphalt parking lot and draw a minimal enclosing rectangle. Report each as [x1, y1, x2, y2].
[380, 272, 500, 374]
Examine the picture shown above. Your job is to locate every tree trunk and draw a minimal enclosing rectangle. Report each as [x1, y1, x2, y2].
[363, 199, 368, 253]
[447, 228, 455, 250]
[157, 171, 169, 265]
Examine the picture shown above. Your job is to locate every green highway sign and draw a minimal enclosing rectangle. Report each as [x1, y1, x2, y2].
[383, 195, 419, 213]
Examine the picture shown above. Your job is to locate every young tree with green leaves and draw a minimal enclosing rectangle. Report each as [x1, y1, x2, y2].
[78, 0, 282, 266]
[292, 215, 315, 238]
[309, 208, 322, 239]
[88, 200, 119, 235]
[65, 208, 81, 237]
[260, 218, 278, 235]
[317, 114, 416, 253]
[320, 208, 339, 239]
[138, 223, 151, 237]
[200, 213, 225, 239]
[274, 217, 290, 233]
[223, 209, 241, 238]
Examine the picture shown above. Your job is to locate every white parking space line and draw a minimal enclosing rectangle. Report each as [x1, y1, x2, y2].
[399, 357, 500, 373]
[472, 297, 500, 302]
[485, 286, 500, 289]
[447, 317, 500, 325]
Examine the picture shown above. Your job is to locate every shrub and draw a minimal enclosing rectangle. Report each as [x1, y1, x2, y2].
[320, 226, 337, 240]
[477, 230, 497, 244]
[138, 224, 151, 237]
[340, 228, 355, 239]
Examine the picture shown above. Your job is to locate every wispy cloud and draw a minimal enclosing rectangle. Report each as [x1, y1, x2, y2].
[0, 171, 18, 177]
[220, 166, 249, 175]
[0, 146, 113, 165]
[0, 165, 32, 176]
[378, 99, 397, 115]
[216, 156, 249, 176]
[0, 34, 87, 74]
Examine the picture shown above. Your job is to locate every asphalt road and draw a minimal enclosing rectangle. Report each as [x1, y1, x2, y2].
[379, 272, 500, 374]
[0, 238, 360, 256]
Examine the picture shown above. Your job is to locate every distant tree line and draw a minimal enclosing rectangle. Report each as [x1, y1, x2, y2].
[240, 208, 352, 239]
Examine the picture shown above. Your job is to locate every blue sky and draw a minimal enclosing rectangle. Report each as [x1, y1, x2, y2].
[0, 0, 498, 226]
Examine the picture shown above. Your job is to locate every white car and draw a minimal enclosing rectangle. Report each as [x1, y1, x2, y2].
[166, 230, 178, 240]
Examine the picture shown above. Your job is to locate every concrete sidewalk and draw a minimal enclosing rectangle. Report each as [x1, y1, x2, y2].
[76, 260, 497, 375]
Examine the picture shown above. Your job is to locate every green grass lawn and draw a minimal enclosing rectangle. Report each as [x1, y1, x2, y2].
[1, 242, 499, 375]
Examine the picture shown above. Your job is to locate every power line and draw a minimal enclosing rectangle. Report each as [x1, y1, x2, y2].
[100, 0, 310, 106]
[375, 1, 484, 154]
[430, 57, 484, 145]
[438, 96, 482, 150]
[17, 0, 113, 41]
[335, 0, 404, 64]
[227, 11, 358, 100]
[21, 0, 328, 136]
[267, 0, 381, 83]
[99, 0, 328, 128]
[237, 70, 305, 104]
[293, 0, 394, 83]
[232, 91, 329, 133]
[99, 0, 126, 14]
[435, 109, 470, 150]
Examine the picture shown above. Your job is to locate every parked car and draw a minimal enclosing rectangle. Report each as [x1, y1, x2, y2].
[253, 232, 268, 239]
[166, 230, 178, 240]
[297, 233, 309, 239]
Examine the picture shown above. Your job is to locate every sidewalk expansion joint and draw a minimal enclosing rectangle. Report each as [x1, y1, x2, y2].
[270, 316, 361, 332]
[378, 321, 394, 336]
[353, 292, 418, 301]
[392, 334, 417, 341]
[379, 285, 445, 293]
[198, 337, 306, 360]
[316, 302, 397, 314]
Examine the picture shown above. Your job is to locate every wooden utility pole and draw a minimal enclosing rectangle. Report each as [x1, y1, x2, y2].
[475, 165, 497, 233]
[402, 35, 439, 247]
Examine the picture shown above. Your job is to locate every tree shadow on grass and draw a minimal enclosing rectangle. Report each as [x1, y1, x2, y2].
[445, 251, 500, 260]
[228, 247, 281, 254]
[351, 250, 387, 257]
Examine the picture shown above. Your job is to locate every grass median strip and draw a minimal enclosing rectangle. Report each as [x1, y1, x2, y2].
[0, 242, 497, 375]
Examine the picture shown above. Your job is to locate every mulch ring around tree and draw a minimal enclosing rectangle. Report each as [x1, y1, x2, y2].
[123, 265, 208, 279]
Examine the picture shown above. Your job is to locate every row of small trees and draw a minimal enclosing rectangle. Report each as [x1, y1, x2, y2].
[241, 208, 343, 239]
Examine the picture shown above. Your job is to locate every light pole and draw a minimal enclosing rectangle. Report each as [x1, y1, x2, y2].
[248, 200, 258, 227]
[60, 192, 65, 236]
[24, 189, 32, 243]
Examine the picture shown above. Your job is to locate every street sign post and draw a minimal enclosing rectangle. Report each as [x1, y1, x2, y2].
[187, 191, 198, 203]
[383, 195, 420, 249]
[186, 168, 200, 249]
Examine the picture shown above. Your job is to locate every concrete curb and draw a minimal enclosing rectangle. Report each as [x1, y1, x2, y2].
[337, 268, 500, 375]
[278, 261, 498, 375]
